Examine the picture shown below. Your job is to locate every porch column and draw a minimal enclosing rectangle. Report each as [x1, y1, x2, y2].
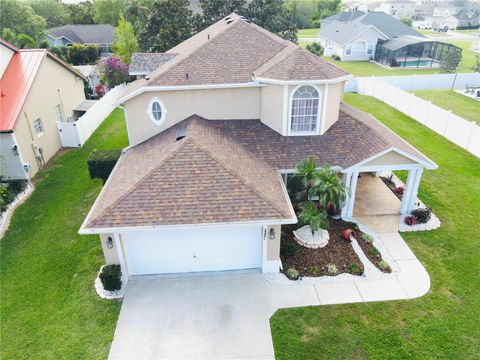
[341, 171, 359, 218]
[400, 167, 423, 214]
[341, 172, 352, 218]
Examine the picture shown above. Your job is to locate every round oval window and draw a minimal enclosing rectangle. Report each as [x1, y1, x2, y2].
[151, 101, 162, 121]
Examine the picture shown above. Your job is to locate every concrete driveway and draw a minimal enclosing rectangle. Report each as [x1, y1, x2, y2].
[108, 271, 319, 360]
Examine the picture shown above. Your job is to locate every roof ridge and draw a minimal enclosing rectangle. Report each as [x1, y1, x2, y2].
[188, 137, 287, 218]
[254, 43, 296, 76]
[87, 138, 192, 227]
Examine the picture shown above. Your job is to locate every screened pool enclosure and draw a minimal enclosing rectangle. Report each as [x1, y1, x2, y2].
[374, 36, 461, 68]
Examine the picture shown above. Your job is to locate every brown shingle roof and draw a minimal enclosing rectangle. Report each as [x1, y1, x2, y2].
[129, 52, 177, 75]
[82, 104, 435, 230]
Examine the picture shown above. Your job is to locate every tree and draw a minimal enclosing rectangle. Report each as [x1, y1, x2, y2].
[0, 0, 46, 46]
[124, 0, 153, 32]
[309, 166, 348, 214]
[284, 0, 316, 29]
[138, 0, 193, 52]
[113, 15, 139, 64]
[472, 54, 480, 73]
[1, 28, 17, 44]
[16, 34, 36, 49]
[244, 0, 298, 43]
[93, 0, 125, 26]
[297, 201, 329, 235]
[312, 0, 341, 27]
[440, 47, 462, 73]
[64, 1, 95, 24]
[98, 56, 129, 87]
[400, 17, 413, 26]
[198, 0, 246, 28]
[66, 44, 100, 65]
[29, 0, 69, 28]
[306, 42, 324, 56]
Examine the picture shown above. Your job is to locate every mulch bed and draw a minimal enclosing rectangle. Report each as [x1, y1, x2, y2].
[355, 233, 392, 273]
[380, 176, 403, 201]
[280, 219, 364, 277]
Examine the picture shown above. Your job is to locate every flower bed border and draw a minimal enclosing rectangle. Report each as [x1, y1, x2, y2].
[94, 265, 125, 300]
[0, 182, 34, 239]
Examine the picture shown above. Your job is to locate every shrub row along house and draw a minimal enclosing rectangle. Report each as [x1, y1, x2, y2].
[318, 10, 461, 68]
[0, 38, 87, 180]
[80, 13, 437, 278]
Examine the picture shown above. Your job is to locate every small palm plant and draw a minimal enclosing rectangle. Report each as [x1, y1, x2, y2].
[293, 157, 318, 202]
[309, 166, 349, 215]
[297, 201, 329, 235]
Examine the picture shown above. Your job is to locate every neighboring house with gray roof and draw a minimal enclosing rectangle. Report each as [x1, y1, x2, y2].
[79, 13, 436, 279]
[417, 0, 480, 29]
[47, 24, 115, 56]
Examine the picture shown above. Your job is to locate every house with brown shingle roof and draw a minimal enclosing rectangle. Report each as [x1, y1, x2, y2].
[79, 13, 436, 278]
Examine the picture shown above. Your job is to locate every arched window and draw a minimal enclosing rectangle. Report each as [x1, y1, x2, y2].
[146, 97, 166, 125]
[353, 40, 367, 51]
[290, 85, 320, 133]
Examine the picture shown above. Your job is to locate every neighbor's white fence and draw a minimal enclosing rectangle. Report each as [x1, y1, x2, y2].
[345, 72, 480, 93]
[357, 78, 480, 158]
[57, 84, 126, 147]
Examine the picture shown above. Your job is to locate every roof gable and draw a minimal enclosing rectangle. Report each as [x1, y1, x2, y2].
[47, 24, 115, 44]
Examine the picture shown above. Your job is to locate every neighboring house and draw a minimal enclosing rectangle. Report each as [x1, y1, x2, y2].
[80, 14, 437, 280]
[47, 24, 115, 56]
[129, 52, 177, 78]
[73, 64, 101, 93]
[0, 38, 86, 180]
[416, 0, 480, 29]
[472, 31, 480, 52]
[373, 0, 416, 19]
[319, 10, 459, 67]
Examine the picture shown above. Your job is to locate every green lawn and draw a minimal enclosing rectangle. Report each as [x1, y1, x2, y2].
[412, 89, 480, 124]
[271, 94, 480, 359]
[298, 28, 320, 37]
[454, 29, 479, 35]
[417, 29, 452, 37]
[0, 109, 128, 359]
[448, 40, 477, 72]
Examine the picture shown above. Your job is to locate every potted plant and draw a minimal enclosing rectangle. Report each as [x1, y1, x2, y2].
[341, 228, 355, 241]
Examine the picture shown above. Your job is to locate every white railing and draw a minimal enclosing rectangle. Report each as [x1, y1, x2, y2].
[357, 78, 480, 158]
[57, 84, 126, 147]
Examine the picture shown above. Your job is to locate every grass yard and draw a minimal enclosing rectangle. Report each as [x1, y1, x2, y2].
[454, 29, 480, 35]
[0, 109, 128, 359]
[412, 89, 480, 124]
[270, 94, 480, 359]
[298, 28, 320, 37]
[448, 40, 477, 71]
[417, 29, 452, 37]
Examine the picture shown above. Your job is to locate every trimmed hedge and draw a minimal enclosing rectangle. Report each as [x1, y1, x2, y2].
[99, 265, 122, 291]
[87, 150, 121, 184]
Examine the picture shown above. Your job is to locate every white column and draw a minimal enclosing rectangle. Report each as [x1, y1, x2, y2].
[347, 171, 359, 217]
[408, 167, 423, 212]
[341, 172, 352, 218]
[400, 168, 422, 215]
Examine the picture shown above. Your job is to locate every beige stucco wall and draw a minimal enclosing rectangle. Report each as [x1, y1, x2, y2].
[260, 84, 285, 134]
[100, 233, 120, 265]
[0, 44, 15, 78]
[266, 225, 281, 261]
[13, 56, 85, 178]
[364, 151, 417, 166]
[323, 82, 345, 133]
[125, 87, 261, 145]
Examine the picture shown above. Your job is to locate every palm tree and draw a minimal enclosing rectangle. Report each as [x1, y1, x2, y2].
[124, 0, 151, 33]
[297, 201, 329, 235]
[309, 166, 349, 214]
[293, 157, 318, 202]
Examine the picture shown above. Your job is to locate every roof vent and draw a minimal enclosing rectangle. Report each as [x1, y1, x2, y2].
[185, 73, 189, 80]
[175, 127, 187, 141]
[226, 19, 234, 24]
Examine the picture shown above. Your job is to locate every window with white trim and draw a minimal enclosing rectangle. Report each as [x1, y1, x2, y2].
[290, 85, 320, 134]
[345, 44, 352, 56]
[33, 118, 44, 136]
[146, 97, 166, 125]
[353, 40, 366, 51]
[367, 43, 375, 55]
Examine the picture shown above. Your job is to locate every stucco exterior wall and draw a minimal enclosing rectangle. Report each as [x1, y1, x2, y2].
[323, 82, 345, 133]
[364, 151, 417, 166]
[260, 84, 285, 134]
[13, 56, 85, 178]
[0, 45, 15, 78]
[0, 133, 27, 180]
[125, 87, 261, 145]
[100, 233, 120, 265]
[341, 28, 386, 61]
[266, 224, 281, 261]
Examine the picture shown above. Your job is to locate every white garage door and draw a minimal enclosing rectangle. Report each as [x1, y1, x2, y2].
[121, 225, 263, 275]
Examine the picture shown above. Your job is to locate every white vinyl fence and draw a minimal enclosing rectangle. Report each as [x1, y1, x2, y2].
[57, 84, 126, 147]
[345, 72, 480, 93]
[357, 78, 480, 158]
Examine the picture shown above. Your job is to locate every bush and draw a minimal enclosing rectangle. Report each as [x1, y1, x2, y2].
[281, 242, 298, 258]
[326, 263, 338, 275]
[362, 233, 374, 243]
[349, 262, 362, 275]
[66, 44, 100, 65]
[8, 180, 27, 194]
[368, 247, 380, 257]
[87, 150, 122, 184]
[98, 56, 129, 87]
[379, 260, 390, 271]
[395, 186, 404, 196]
[99, 265, 122, 291]
[332, 55, 341, 61]
[95, 84, 106, 98]
[306, 42, 324, 57]
[411, 208, 431, 224]
[404, 215, 417, 226]
[309, 265, 320, 276]
[286, 267, 300, 280]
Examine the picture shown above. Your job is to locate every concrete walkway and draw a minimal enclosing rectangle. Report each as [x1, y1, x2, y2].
[108, 230, 429, 359]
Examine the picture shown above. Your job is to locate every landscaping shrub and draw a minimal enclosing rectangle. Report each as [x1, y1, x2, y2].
[362, 233, 374, 243]
[309, 265, 320, 276]
[95, 84, 106, 98]
[286, 267, 300, 280]
[326, 263, 338, 275]
[66, 44, 100, 65]
[98, 56, 129, 87]
[379, 260, 390, 271]
[404, 215, 417, 226]
[99, 265, 122, 291]
[395, 186, 404, 196]
[349, 262, 362, 275]
[87, 150, 122, 184]
[281, 242, 298, 258]
[411, 208, 431, 224]
[306, 42, 324, 57]
[368, 247, 380, 257]
[332, 55, 341, 61]
[0, 180, 28, 213]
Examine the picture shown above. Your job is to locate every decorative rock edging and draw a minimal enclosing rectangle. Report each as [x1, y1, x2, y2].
[0, 183, 34, 239]
[293, 225, 329, 249]
[94, 265, 125, 300]
[265, 218, 398, 285]
[379, 170, 441, 232]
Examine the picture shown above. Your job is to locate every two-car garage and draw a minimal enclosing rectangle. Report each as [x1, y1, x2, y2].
[120, 225, 263, 276]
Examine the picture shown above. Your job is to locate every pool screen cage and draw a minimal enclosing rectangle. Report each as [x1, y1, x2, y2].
[374, 37, 462, 68]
